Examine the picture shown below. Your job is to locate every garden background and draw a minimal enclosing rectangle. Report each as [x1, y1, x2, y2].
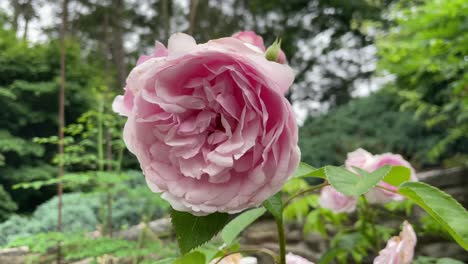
[0, 0, 466, 263]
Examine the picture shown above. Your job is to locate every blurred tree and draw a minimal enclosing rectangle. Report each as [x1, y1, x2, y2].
[377, 0, 468, 163]
[247, 0, 396, 108]
[0, 24, 101, 212]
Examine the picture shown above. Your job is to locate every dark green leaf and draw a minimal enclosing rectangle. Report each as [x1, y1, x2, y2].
[326, 165, 391, 196]
[263, 192, 283, 220]
[171, 210, 229, 254]
[398, 182, 468, 250]
[221, 207, 266, 245]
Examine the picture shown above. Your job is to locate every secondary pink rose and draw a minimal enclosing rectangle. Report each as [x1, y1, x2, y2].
[286, 253, 314, 264]
[113, 32, 300, 215]
[374, 221, 417, 264]
[365, 153, 417, 204]
[345, 148, 374, 172]
[319, 186, 357, 213]
[232, 31, 287, 64]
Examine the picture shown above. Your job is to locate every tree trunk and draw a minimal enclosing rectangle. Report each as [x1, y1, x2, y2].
[11, 0, 20, 32]
[188, 0, 199, 35]
[162, 0, 171, 40]
[22, 0, 33, 40]
[57, 0, 68, 263]
[112, 0, 127, 88]
[23, 19, 29, 40]
[103, 11, 114, 237]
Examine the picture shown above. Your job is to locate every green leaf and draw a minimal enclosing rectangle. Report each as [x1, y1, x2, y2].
[171, 210, 229, 254]
[398, 182, 468, 250]
[292, 162, 317, 177]
[294, 165, 327, 179]
[221, 207, 266, 245]
[326, 165, 391, 196]
[263, 192, 283, 220]
[172, 251, 205, 264]
[383, 166, 411, 187]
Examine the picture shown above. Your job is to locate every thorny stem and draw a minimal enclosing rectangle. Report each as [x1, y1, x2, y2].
[214, 248, 278, 264]
[284, 182, 329, 207]
[376, 184, 398, 194]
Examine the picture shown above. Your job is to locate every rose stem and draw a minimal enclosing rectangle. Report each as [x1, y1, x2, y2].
[276, 215, 287, 264]
[284, 182, 329, 207]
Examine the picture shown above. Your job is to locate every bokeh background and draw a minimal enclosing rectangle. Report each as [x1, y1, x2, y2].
[0, 0, 467, 263]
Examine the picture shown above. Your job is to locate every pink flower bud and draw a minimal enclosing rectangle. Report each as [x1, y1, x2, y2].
[319, 186, 357, 213]
[374, 221, 417, 264]
[286, 253, 315, 264]
[365, 153, 417, 204]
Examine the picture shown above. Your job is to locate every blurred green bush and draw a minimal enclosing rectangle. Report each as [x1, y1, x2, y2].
[299, 90, 447, 168]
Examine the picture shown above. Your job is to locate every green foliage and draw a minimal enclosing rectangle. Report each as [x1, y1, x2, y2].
[398, 182, 468, 250]
[0, 215, 34, 246]
[8, 231, 178, 262]
[299, 90, 445, 168]
[414, 256, 465, 264]
[221, 207, 266, 245]
[0, 24, 106, 212]
[326, 165, 391, 196]
[171, 210, 229, 254]
[0, 185, 17, 221]
[377, 0, 468, 161]
[31, 193, 100, 233]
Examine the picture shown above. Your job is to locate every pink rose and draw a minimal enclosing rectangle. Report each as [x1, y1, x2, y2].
[113, 33, 300, 215]
[344, 149, 417, 204]
[374, 221, 417, 264]
[286, 253, 314, 264]
[318, 186, 357, 213]
[345, 148, 374, 172]
[232, 31, 287, 64]
[365, 153, 417, 204]
[209, 254, 257, 264]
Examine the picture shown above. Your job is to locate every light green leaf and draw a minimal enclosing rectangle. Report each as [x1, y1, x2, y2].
[292, 162, 317, 178]
[263, 192, 283, 220]
[383, 166, 411, 187]
[398, 182, 468, 250]
[171, 210, 229, 254]
[326, 165, 391, 196]
[294, 164, 327, 179]
[221, 207, 266, 245]
[172, 251, 205, 264]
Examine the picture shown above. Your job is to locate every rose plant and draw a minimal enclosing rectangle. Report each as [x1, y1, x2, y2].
[114, 31, 468, 264]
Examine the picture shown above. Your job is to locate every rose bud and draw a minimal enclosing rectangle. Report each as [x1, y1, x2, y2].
[232, 31, 287, 64]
